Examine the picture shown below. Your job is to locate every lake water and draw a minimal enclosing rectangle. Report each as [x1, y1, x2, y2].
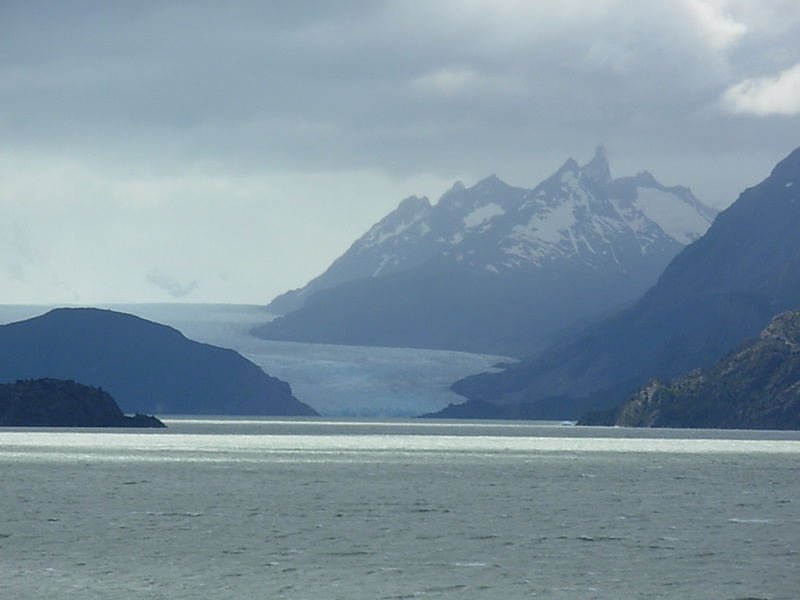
[2, 418, 799, 599]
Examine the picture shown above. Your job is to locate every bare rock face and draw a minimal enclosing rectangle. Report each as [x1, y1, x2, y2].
[583, 310, 800, 429]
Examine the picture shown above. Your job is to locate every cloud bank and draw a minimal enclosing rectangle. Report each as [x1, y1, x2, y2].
[724, 64, 800, 115]
[1, 0, 799, 303]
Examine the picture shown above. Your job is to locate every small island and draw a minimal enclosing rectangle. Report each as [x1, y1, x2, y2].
[0, 378, 165, 428]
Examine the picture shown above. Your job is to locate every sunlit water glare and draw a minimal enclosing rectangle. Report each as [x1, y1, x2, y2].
[2, 418, 799, 599]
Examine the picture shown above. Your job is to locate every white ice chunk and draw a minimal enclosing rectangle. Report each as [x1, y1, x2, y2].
[635, 187, 712, 245]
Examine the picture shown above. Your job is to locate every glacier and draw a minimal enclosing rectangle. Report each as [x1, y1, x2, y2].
[0, 304, 508, 417]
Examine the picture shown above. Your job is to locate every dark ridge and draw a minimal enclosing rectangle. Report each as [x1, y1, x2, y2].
[0, 378, 165, 428]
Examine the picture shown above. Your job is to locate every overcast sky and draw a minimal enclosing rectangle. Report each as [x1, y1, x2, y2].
[2, 0, 800, 305]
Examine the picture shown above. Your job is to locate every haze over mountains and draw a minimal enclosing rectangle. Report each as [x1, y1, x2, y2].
[450, 145, 800, 419]
[2, 144, 798, 428]
[258, 147, 717, 357]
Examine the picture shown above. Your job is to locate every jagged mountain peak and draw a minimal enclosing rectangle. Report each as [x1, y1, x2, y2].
[540, 146, 611, 191]
[630, 171, 659, 186]
[552, 158, 582, 179]
[436, 174, 522, 213]
[471, 173, 508, 192]
[262, 148, 717, 356]
[451, 144, 800, 411]
[478, 173, 501, 184]
[267, 149, 716, 310]
[396, 195, 431, 212]
[441, 180, 466, 197]
[581, 144, 612, 186]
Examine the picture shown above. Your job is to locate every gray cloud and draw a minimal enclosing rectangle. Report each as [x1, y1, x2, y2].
[146, 268, 198, 299]
[4, 1, 798, 171]
[1, 0, 799, 303]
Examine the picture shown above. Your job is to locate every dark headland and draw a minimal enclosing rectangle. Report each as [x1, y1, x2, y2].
[0, 378, 165, 428]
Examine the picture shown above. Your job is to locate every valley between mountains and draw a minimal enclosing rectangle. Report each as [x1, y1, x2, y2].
[2, 146, 799, 428]
[257, 145, 800, 427]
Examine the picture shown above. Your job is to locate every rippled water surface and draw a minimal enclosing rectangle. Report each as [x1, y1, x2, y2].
[2, 419, 799, 599]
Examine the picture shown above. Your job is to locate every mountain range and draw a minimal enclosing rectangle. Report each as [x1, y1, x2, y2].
[257, 147, 716, 356]
[0, 308, 318, 416]
[449, 145, 800, 419]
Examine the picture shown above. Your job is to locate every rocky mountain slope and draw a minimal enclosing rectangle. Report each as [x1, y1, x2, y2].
[450, 145, 800, 418]
[0, 378, 165, 427]
[581, 310, 800, 429]
[258, 147, 716, 356]
[0, 308, 318, 416]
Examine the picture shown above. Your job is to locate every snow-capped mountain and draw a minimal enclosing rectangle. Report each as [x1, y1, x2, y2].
[450, 144, 800, 418]
[266, 175, 531, 314]
[259, 147, 717, 356]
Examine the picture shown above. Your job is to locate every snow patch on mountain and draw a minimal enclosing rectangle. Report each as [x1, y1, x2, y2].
[561, 169, 580, 185]
[463, 203, 505, 228]
[265, 147, 718, 320]
[635, 187, 712, 245]
[512, 202, 577, 249]
[373, 254, 398, 276]
[360, 203, 430, 249]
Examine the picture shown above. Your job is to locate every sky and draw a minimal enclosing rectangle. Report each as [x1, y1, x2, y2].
[2, 0, 800, 305]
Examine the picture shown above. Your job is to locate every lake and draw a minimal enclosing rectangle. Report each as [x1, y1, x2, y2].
[2, 418, 798, 599]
